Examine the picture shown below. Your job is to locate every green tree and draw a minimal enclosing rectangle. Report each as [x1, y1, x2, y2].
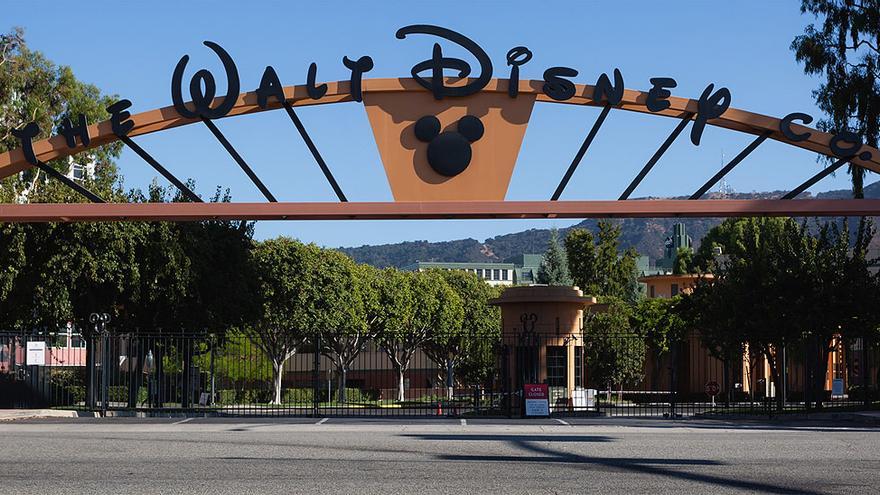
[583, 298, 646, 400]
[246, 238, 318, 404]
[317, 256, 373, 403]
[374, 269, 460, 402]
[565, 221, 640, 302]
[672, 247, 694, 275]
[631, 296, 688, 390]
[537, 228, 572, 286]
[421, 269, 497, 399]
[791, 1, 879, 198]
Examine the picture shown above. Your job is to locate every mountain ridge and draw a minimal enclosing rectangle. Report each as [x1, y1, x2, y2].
[339, 181, 880, 268]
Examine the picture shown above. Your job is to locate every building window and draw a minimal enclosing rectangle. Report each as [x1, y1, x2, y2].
[501, 269, 508, 281]
[649, 285, 655, 298]
[493, 269, 500, 280]
[671, 283, 679, 296]
[574, 346, 583, 388]
[476, 269, 483, 278]
[546, 346, 567, 387]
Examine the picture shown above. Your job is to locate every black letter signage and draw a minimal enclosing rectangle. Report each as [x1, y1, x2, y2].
[59, 114, 90, 148]
[646, 77, 677, 112]
[171, 41, 240, 119]
[592, 69, 625, 106]
[397, 24, 493, 99]
[11, 122, 40, 165]
[543, 67, 578, 101]
[691, 83, 731, 145]
[342, 55, 374, 102]
[506, 46, 532, 98]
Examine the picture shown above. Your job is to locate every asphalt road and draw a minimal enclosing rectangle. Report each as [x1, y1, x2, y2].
[0, 417, 877, 494]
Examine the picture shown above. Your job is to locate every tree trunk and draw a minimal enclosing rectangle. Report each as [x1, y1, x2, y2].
[337, 368, 347, 403]
[765, 349, 783, 412]
[396, 367, 405, 402]
[272, 360, 283, 405]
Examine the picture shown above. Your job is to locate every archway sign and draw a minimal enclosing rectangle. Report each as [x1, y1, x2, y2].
[1, 24, 878, 222]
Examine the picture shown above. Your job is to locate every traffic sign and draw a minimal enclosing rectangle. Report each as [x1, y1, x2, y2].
[705, 381, 720, 396]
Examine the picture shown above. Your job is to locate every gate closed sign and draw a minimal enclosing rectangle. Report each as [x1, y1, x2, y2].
[524, 384, 549, 417]
[26, 341, 46, 366]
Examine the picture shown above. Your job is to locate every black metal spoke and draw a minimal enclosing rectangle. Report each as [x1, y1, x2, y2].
[619, 114, 693, 201]
[202, 118, 277, 202]
[551, 105, 611, 201]
[282, 101, 347, 202]
[690, 131, 771, 200]
[34, 160, 104, 203]
[120, 135, 202, 203]
[782, 157, 851, 199]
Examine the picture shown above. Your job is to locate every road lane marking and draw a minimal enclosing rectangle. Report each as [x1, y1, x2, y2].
[460, 419, 467, 426]
[554, 418, 571, 426]
[316, 418, 329, 425]
[172, 418, 193, 425]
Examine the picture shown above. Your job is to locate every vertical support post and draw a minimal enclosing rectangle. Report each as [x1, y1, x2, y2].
[181, 338, 192, 409]
[86, 331, 96, 410]
[312, 332, 321, 418]
[804, 337, 813, 412]
[127, 336, 137, 409]
[863, 335, 870, 409]
[669, 346, 679, 419]
[780, 341, 787, 410]
[502, 345, 510, 418]
[209, 336, 216, 406]
[101, 330, 109, 417]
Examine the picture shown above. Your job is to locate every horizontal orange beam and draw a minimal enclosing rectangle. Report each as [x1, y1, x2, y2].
[1, 200, 879, 222]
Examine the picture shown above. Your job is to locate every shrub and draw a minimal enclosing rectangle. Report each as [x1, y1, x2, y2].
[243, 388, 272, 404]
[217, 389, 237, 405]
[283, 388, 314, 404]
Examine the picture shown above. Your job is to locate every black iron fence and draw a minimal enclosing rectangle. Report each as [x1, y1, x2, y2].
[1, 330, 876, 417]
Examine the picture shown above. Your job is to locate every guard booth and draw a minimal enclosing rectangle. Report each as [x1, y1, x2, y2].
[490, 286, 597, 415]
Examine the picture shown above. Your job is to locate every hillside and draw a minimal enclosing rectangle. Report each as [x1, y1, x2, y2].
[339, 181, 880, 268]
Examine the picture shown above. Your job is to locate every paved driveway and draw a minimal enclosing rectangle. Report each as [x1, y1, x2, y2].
[0, 417, 876, 494]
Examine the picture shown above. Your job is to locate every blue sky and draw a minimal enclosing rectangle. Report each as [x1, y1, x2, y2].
[6, 1, 865, 247]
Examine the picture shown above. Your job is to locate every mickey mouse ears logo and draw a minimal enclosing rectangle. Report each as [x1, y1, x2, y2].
[363, 90, 536, 202]
[414, 115, 484, 177]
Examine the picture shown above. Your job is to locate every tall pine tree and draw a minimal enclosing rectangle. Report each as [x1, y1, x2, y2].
[537, 228, 572, 286]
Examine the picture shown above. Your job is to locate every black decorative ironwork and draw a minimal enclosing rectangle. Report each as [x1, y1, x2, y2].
[619, 114, 693, 200]
[201, 118, 277, 202]
[551, 105, 611, 200]
[690, 131, 771, 200]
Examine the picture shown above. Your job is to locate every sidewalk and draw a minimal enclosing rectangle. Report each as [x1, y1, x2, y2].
[0, 409, 82, 421]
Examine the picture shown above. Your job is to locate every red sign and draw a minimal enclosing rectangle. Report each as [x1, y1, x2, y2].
[524, 384, 548, 400]
[705, 381, 721, 396]
[524, 384, 550, 417]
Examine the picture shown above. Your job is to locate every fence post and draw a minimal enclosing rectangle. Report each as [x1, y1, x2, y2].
[86, 331, 96, 410]
[863, 334, 870, 409]
[127, 336, 137, 409]
[181, 337, 192, 409]
[101, 330, 109, 417]
[312, 332, 321, 418]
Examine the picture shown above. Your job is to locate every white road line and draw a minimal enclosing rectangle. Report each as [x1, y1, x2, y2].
[316, 418, 329, 425]
[460, 419, 467, 426]
[554, 418, 571, 426]
[172, 418, 193, 425]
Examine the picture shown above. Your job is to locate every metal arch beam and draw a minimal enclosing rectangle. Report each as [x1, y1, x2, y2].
[201, 118, 277, 202]
[32, 160, 105, 203]
[119, 135, 202, 203]
[782, 157, 852, 200]
[2, 78, 879, 181]
[3, 199, 880, 222]
[280, 101, 347, 202]
[690, 131, 771, 200]
[551, 105, 611, 201]
[619, 114, 692, 200]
